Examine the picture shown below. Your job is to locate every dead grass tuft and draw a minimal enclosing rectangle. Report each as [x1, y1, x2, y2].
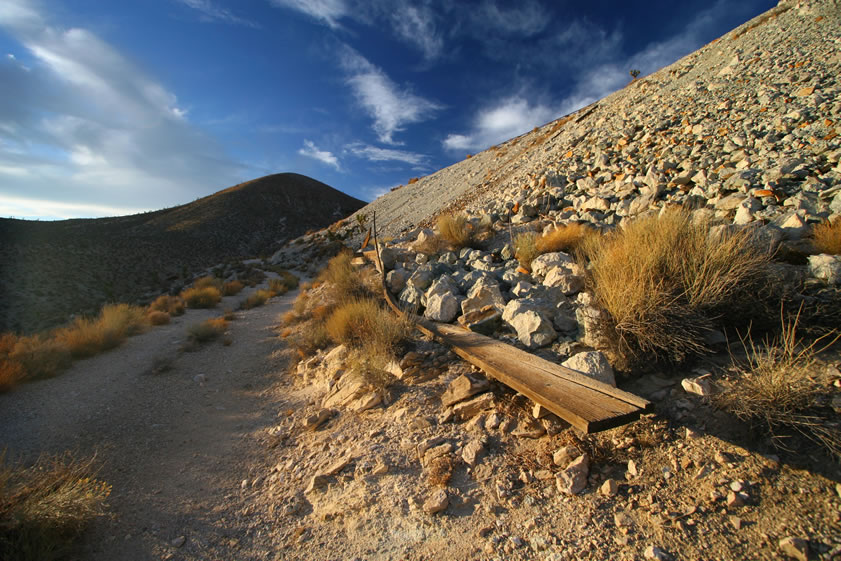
[53, 304, 148, 359]
[289, 320, 331, 358]
[0, 451, 111, 561]
[222, 280, 245, 296]
[241, 289, 273, 310]
[581, 208, 772, 364]
[514, 231, 539, 270]
[187, 317, 228, 343]
[716, 308, 841, 458]
[318, 251, 369, 302]
[193, 276, 223, 291]
[437, 214, 474, 249]
[149, 294, 185, 316]
[536, 223, 594, 254]
[811, 217, 841, 255]
[180, 286, 222, 309]
[426, 456, 454, 488]
[325, 299, 410, 355]
[1, 336, 71, 384]
[147, 311, 171, 326]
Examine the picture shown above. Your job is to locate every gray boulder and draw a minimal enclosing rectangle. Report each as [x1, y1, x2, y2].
[808, 254, 841, 284]
[530, 252, 575, 279]
[462, 277, 506, 315]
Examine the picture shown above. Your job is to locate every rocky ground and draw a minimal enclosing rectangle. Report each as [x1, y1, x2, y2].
[4, 1, 841, 560]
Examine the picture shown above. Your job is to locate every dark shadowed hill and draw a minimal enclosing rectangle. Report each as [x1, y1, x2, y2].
[0, 173, 364, 333]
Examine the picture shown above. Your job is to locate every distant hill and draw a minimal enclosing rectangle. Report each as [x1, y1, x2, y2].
[0, 173, 364, 333]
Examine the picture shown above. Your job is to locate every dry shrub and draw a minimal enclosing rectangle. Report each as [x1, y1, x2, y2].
[581, 208, 772, 364]
[193, 276, 222, 290]
[311, 304, 332, 322]
[241, 289, 272, 310]
[280, 327, 293, 338]
[716, 309, 841, 458]
[149, 294, 185, 316]
[514, 231, 539, 270]
[408, 177, 419, 185]
[325, 299, 411, 371]
[289, 320, 331, 358]
[414, 233, 444, 256]
[437, 214, 474, 249]
[180, 286, 222, 309]
[53, 304, 148, 359]
[318, 251, 368, 302]
[223, 309, 237, 321]
[426, 456, 454, 488]
[222, 280, 245, 296]
[811, 217, 841, 255]
[268, 278, 290, 296]
[0, 451, 111, 561]
[187, 317, 228, 343]
[148, 311, 171, 326]
[2, 336, 71, 382]
[536, 223, 594, 254]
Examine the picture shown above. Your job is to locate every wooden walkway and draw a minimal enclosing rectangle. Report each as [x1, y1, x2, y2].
[359, 248, 651, 433]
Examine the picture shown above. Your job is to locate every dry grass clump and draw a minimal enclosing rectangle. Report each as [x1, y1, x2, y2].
[0, 452, 111, 561]
[318, 251, 369, 302]
[426, 456, 454, 488]
[187, 317, 228, 343]
[289, 320, 331, 358]
[180, 286, 222, 309]
[222, 280, 245, 296]
[193, 276, 223, 291]
[514, 232, 539, 270]
[581, 208, 772, 364]
[53, 304, 148, 359]
[241, 289, 273, 310]
[325, 299, 411, 372]
[536, 223, 594, 254]
[148, 294, 185, 316]
[716, 310, 841, 458]
[0, 336, 72, 388]
[811, 217, 841, 255]
[147, 311, 171, 326]
[437, 214, 474, 249]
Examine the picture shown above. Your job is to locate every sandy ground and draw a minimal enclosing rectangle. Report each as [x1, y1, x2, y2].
[0, 287, 296, 561]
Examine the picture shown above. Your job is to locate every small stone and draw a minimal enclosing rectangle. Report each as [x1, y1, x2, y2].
[600, 479, 619, 496]
[614, 511, 634, 527]
[561, 351, 616, 386]
[301, 409, 332, 431]
[452, 392, 495, 421]
[730, 480, 746, 493]
[556, 453, 589, 495]
[644, 545, 674, 561]
[779, 536, 809, 561]
[685, 427, 702, 439]
[423, 489, 449, 514]
[305, 474, 330, 493]
[726, 491, 745, 507]
[441, 374, 490, 407]
[462, 440, 486, 467]
[553, 445, 582, 467]
[171, 536, 186, 548]
[372, 462, 389, 475]
[681, 376, 712, 396]
[193, 374, 207, 384]
[627, 459, 639, 478]
[729, 516, 743, 530]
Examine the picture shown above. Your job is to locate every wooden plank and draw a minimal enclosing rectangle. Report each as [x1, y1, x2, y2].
[361, 240, 650, 433]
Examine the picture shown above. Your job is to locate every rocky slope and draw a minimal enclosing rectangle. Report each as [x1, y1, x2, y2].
[0, 173, 364, 334]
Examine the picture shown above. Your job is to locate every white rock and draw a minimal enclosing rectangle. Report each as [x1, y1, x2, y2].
[530, 252, 574, 278]
[808, 254, 841, 285]
[502, 299, 557, 349]
[681, 376, 713, 396]
[424, 293, 460, 322]
[556, 453, 589, 495]
[423, 489, 449, 514]
[779, 537, 809, 561]
[561, 351, 616, 387]
[542, 266, 585, 295]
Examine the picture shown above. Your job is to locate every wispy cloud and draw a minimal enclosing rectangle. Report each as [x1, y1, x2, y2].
[175, 0, 260, 27]
[470, 0, 548, 36]
[339, 46, 441, 144]
[443, 96, 555, 152]
[0, 0, 243, 218]
[270, 0, 348, 29]
[299, 139, 341, 171]
[345, 142, 428, 166]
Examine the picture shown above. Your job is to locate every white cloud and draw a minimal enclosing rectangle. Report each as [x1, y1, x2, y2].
[176, 0, 260, 28]
[340, 47, 441, 144]
[471, 0, 548, 36]
[0, 0, 244, 217]
[270, 0, 348, 28]
[299, 140, 341, 171]
[443, 96, 555, 152]
[0, 194, 145, 220]
[386, 3, 443, 60]
[345, 142, 427, 166]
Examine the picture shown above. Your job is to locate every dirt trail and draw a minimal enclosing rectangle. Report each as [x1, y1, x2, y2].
[0, 287, 296, 560]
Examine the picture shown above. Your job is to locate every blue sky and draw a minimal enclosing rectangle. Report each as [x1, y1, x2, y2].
[0, 0, 776, 219]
